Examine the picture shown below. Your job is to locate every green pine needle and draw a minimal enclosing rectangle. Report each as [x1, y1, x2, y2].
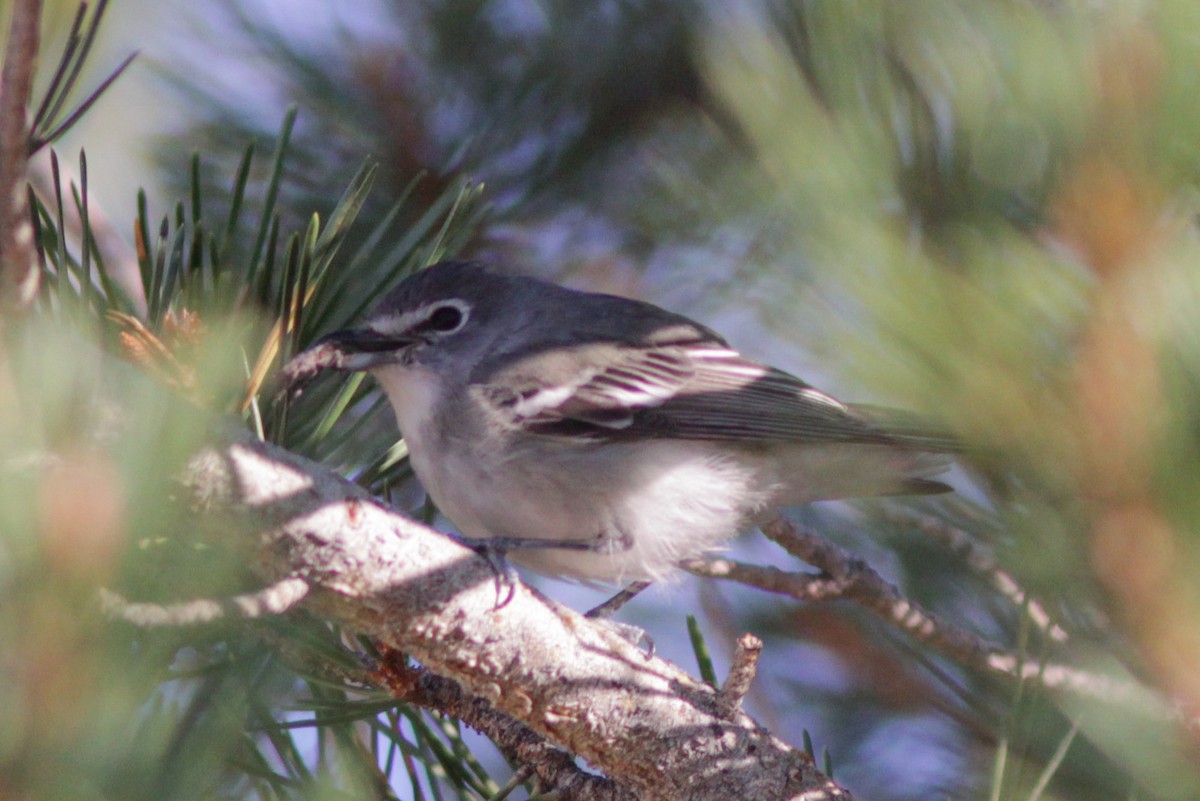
[687, 614, 718, 687]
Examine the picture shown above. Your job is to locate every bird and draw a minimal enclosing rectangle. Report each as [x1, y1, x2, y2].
[285, 260, 953, 590]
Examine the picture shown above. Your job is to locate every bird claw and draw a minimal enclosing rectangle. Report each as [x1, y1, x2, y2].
[485, 550, 521, 610]
[450, 533, 521, 610]
[450, 533, 643, 613]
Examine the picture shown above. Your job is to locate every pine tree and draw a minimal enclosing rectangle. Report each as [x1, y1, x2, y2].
[4, 2, 1200, 800]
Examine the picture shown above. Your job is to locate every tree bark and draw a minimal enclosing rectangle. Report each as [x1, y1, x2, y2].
[0, 0, 41, 311]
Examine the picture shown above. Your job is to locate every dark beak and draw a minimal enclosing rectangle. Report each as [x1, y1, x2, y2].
[281, 328, 415, 389]
[314, 328, 416, 371]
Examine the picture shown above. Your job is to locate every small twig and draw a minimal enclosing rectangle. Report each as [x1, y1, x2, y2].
[100, 576, 310, 627]
[584, 580, 652, 620]
[761, 517, 1011, 668]
[683, 518, 1157, 707]
[681, 557, 832, 601]
[0, 0, 42, 311]
[489, 766, 535, 801]
[374, 649, 634, 801]
[716, 633, 763, 719]
[886, 509, 1068, 642]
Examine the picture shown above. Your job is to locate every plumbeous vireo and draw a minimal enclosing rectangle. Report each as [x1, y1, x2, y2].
[289, 260, 953, 584]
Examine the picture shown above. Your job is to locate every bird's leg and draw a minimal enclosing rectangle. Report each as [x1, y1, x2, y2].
[467, 535, 600, 553]
[584, 581, 652, 619]
[451, 528, 636, 609]
[462, 525, 633, 556]
[453, 535, 521, 609]
[453, 528, 653, 651]
[585, 580, 655, 657]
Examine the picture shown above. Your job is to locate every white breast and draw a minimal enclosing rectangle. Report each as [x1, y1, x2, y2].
[370, 364, 510, 548]
[370, 363, 444, 485]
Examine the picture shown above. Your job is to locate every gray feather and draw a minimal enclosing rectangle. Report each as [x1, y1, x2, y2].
[480, 328, 947, 451]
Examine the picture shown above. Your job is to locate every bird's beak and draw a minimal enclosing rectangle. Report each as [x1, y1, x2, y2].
[314, 328, 415, 371]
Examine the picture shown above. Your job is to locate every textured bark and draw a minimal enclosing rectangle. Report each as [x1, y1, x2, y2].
[183, 430, 852, 801]
[0, 0, 40, 311]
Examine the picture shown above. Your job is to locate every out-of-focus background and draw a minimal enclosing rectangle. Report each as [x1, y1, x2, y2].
[8, 0, 1200, 799]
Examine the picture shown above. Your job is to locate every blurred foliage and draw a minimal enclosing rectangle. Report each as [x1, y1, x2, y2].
[2, 103, 499, 798]
[7, 0, 1200, 800]
[2, 3, 499, 794]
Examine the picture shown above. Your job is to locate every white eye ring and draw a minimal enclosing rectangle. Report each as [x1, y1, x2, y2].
[418, 299, 470, 335]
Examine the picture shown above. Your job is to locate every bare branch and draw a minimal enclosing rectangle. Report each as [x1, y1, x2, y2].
[177, 431, 852, 801]
[99, 576, 310, 626]
[684, 518, 1158, 708]
[885, 509, 1068, 642]
[0, 0, 42, 311]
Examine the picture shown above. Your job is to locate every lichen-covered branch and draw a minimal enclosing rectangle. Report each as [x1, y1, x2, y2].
[180, 431, 852, 801]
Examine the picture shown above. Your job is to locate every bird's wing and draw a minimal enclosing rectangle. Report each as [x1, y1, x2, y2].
[478, 340, 928, 447]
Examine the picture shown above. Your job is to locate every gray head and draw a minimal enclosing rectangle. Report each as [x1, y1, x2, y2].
[315, 262, 518, 375]
[316, 260, 723, 379]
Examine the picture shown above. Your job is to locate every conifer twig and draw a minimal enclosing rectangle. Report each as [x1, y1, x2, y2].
[885, 509, 1068, 642]
[716, 633, 763, 719]
[683, 517, 1158, 709]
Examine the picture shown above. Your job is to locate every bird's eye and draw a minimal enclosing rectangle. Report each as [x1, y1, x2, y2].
[422, 303, 466, 333]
